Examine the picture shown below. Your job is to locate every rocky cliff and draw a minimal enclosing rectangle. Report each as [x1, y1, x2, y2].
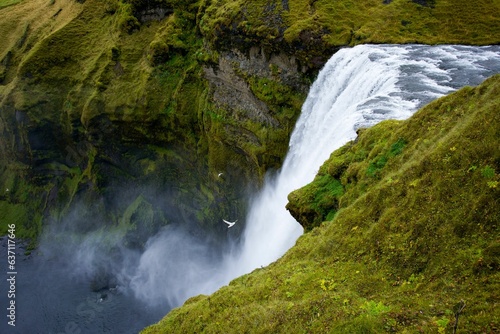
[1, 0, 499, 331]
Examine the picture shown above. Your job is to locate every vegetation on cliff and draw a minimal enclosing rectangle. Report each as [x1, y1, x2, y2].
[143, 75, 500, 333]
[198, 0, 500, 70]
[1, 0, 499, 244]
[0, 0, 301, 243]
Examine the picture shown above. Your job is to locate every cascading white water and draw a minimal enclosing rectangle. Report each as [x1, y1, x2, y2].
[225, 44, 500, 279]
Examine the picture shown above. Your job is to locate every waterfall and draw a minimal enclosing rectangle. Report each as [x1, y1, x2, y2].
[225, 44, 500, 279]
[77, 44, 500, 309]
[128, 44, 500, 307]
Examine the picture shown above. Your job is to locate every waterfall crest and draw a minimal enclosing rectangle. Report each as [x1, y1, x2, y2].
[225, 44, 500, 279]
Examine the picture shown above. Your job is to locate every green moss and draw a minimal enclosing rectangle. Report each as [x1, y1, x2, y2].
[0, 202, 28, 235]
[0, 170, 44, 242]
[287, 174, 344, 231]
[0, 0, 23, 9]
[364, 137, 407, 178]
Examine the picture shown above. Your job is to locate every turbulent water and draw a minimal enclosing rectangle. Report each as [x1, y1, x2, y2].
[1, 45, 500, 333]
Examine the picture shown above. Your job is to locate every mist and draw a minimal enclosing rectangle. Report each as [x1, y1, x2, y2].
[127, 225, 227, 307]
[37, 204, 231, 312]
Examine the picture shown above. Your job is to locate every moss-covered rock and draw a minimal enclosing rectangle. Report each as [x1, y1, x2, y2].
[0, 0, 287, 243]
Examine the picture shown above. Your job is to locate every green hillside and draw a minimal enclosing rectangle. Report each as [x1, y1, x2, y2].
[143, 75, 500, 333]
[0, 0, 499, 332]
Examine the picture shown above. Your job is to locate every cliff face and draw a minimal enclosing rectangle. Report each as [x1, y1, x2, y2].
[1, 0, 499, 243]
[0, 0, 306, 242]
[143, 74, 500, 334]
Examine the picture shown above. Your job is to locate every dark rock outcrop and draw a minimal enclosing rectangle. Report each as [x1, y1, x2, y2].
[137, 7, 172, 23]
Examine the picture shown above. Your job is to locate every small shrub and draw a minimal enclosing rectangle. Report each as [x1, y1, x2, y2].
[487, 181, 498, 189]
[149, 41, 170, 65]
[319, 278, 336, 291]
[481, 165, 496, 179]
[111, 46, 121, 61]
[366, 156, 388, 177]
[361, 300, 390, 316]
[435, 317, 450, 334]
[117, 2, 140, 33]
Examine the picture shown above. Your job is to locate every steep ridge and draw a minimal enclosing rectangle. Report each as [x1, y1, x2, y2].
[143, 75, 500, 333]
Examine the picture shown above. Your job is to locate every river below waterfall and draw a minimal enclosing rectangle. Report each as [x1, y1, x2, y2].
[0, 237, 166, 334]
[1, 45, 500, 333]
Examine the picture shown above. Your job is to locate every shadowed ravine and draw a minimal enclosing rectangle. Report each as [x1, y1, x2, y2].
[1, 44, 500, 334]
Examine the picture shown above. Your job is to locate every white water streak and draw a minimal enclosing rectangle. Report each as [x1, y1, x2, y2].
[223, 44, 500, 280]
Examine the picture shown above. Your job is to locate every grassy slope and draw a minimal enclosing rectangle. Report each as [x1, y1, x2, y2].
[0, 0, 200, 240]
[0, 0, 86, 240]
[0, 0, 24, 9]
[143, 75, 500, 333]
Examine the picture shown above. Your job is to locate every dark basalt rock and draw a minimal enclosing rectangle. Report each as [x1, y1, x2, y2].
[137, 7, 173, 23]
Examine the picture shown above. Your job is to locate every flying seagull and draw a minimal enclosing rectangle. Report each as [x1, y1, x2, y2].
[223, 219, 237, 228]
[218, 172, 223, 177]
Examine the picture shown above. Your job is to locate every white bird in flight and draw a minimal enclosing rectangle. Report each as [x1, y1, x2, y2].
[218, 172, 223, 177]
[223, 219, 237, 228]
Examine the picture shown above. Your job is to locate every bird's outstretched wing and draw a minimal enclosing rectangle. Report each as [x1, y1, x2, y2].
[223, 219, 237, 228]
